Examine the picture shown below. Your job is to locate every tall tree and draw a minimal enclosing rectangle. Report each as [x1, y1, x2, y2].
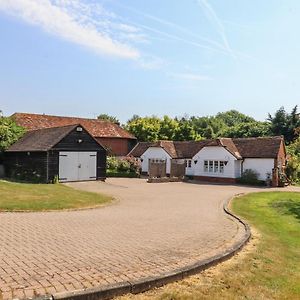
[0, 114, 25, 161]
[174, 118, 201, 141]
[268, 106, 300, 143]
[125, 116, 161, 142]
[216, 110, 255, 127]
[159, 116, 179, 140]
[97, 114, 120, 124]
[222, 122, 271, 138]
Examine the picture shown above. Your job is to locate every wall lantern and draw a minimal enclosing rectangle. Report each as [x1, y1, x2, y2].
[76, 126, 83, 132]
[194, 160, 198, 164]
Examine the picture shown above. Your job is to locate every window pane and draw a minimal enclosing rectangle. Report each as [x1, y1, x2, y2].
[214, 161, 219, 172]
[220, 161, 224, 173]
[204, 160, 208, 172]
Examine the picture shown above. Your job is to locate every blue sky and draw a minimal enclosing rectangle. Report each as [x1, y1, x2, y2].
[0, 0, 299, 123]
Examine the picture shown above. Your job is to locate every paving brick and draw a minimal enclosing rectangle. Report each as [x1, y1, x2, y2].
[1, 178, 294, 300]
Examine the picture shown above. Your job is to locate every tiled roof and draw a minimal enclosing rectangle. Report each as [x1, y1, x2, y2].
[128, 142, 153, 157]
[128, 140, 211, 158]
[7, 124, 78, 152]
[128, 136, 284, 159]
[233, 136, 283, 158]
[12, 113, 136, 139]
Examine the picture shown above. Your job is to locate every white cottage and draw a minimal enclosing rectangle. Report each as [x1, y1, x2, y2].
[128, 137, 286, 186]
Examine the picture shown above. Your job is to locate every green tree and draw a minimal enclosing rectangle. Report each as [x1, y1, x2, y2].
[222, 122, 271, 138]
[159, 116, 179, 140]
[125, 116, 161, 142]
[189, 116, 226, 138]
[97, 114, 120, 124]
[0, 114, 25, 160]
[286, 137, 300, 182]
[268, 106, 300, 143]
[216, 110, 255, 127]
[174, 118, 201, 141]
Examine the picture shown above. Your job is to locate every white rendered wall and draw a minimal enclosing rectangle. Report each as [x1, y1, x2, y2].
[234, 160, 242, 178]
[243, 158, 274, 180]
[141, 147, 172, 174]
[192, 146, 238, 178]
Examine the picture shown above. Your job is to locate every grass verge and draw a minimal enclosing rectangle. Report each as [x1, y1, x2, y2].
[0, 180, 113, 211]
[118, 191, 300, 300]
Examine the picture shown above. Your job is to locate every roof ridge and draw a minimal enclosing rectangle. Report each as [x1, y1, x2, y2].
[13, 112, 112, 123]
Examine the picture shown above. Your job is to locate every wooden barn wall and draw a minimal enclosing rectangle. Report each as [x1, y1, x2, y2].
[50, 127, 107, 181]
[4, 152, 48, 183]
[54, 127, 105, 151]
[47, 150, 106, 181]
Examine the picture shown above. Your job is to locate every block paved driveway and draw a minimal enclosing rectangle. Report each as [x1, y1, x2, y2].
[1, 179, 297, 299]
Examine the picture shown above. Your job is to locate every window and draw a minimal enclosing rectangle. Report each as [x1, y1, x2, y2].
[214, 161, 219, 173]
[220, 161, 224, 173]
[204, 160, 208, 172]
[150, 159, 165, 163]
[203, 160, 227, 173]
[186, 159, 192, 168]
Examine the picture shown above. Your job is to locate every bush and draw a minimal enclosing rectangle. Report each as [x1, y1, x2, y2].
[286, 138, 300, 183]
[107, 156, 120, 171]
[0, 114, 25, 163]
[106, 156, 141, 176]
[118, 160, 131, 172]
[238, 169, 265, 186]
[286, 156, 300, 183]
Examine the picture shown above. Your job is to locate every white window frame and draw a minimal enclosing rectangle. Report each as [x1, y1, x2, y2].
[204, 160, 226, 173]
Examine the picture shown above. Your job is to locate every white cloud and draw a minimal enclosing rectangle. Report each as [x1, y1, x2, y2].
[0, 0, 140, 59]
[169, 72, 212, 81]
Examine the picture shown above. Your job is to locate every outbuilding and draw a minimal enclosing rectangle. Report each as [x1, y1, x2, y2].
[5, 124, 107, 183]
[128, 136, 287, 186]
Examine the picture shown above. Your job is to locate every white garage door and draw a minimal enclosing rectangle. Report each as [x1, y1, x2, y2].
[59, 152, 97, 182]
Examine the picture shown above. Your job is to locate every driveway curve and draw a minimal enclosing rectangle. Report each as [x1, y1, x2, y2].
[0, 179, 282, 299]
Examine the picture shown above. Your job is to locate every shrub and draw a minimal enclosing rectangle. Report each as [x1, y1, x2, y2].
[286, 138, 300, 183]
[107, 156, 120, 171]
[106, 156, 141, 176]
[118, 159, 131, 172]
[238, 169, 265, 186]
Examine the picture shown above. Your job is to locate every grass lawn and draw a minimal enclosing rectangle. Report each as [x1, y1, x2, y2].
[0, 180, 113, 211]
[118, 191, 300, 300]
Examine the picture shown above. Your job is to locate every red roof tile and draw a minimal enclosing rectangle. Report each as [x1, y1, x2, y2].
[12, 113, 136, 139]
[128, 137, 284, 159]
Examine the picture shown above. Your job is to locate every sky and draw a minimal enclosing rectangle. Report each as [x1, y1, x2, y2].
[0, 0, 300, 123]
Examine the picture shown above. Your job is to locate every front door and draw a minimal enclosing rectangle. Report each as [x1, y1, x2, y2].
[59, 152, 97, 182]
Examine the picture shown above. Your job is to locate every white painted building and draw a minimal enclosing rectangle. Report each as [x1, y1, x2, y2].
[128, 137, 286, 186]
[141, 147, 172, 174]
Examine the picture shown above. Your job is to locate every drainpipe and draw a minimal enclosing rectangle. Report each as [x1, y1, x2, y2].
[241, 158, 245, 177]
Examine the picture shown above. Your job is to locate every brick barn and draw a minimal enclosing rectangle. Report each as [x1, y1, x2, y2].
[12, 113, 137, 156]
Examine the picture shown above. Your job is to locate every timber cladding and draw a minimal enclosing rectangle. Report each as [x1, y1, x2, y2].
[4, 124, 107, 183]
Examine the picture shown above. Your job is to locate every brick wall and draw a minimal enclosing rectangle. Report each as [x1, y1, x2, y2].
[193, 175, 237, 184]
[96, 138, 135, 156]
